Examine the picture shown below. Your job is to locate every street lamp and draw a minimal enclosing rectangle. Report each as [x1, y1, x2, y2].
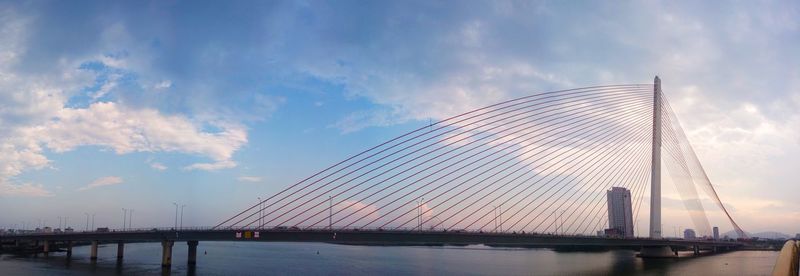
[180, 205, 186, 229]
[492, 205, 497, 232]
[498, 205, 503, 233]
[129, 209, 134, 229]
[122, 208, 128, 230]
[417, 198, 424, 231]
[172, 202, 179, 229]
[85, 213, 90, 231]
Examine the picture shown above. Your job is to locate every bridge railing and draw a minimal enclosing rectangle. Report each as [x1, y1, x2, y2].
[0, 225, 740, 245]
[0, 225, 610, 237]
[771, 240, 799, 276]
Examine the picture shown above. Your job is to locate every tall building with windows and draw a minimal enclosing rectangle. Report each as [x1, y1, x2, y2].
[606, 187, 634, 237]
[713, 226, 719, 240]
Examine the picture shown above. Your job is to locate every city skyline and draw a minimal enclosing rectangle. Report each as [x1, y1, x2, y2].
[1, 0, 798, 237]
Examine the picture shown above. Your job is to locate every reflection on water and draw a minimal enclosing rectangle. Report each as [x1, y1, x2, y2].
[0, 242, 777, 275]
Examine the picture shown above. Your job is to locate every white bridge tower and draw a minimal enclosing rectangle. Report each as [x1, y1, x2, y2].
[649, 76, 662, 239]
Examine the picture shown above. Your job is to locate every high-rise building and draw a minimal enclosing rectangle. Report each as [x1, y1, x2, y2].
[713, 226, 719, 240]
[607, 187, 634, 237]
[684, 229, 696, 240]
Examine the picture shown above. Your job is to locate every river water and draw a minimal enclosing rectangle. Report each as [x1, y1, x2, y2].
[0, 242, 778, 275]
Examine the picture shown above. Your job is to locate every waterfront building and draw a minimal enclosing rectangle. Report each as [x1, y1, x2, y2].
[713, 226, 719, 240]
[606, 187, 634, 237]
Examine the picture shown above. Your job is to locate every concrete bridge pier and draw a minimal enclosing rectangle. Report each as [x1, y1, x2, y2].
[639, 246, 675, 258]
[187, 241, 199, 265]
[66, 241, 73, 258]
[116, 241, 125, 259]
[161, 240, 174, 267]
[90, 241, 99, 261]
[42, 240, 49, 256]
[693, 245, 700, 255]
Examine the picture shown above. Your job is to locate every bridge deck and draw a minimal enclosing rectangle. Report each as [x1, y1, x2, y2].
[2, 229, 741, 249]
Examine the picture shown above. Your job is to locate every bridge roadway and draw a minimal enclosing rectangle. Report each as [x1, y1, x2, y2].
[1, 228, 742, 266]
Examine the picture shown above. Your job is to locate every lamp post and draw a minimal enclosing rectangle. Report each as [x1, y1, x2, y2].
[172, 202, 178, 229]
[84, 213, 90, 231]
[417, 198, 424, 231]
[180, 205, 186, 229]
[129, 209, 134, 229]
[122, 208, 128, 230]
[492, 205, 497, 232]
[91, 214, 95, 231]
[257, 197, 262, 229]
[498, 205, 503, 233]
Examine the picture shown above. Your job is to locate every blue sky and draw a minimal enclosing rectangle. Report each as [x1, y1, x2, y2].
[0, 1, 798, 235]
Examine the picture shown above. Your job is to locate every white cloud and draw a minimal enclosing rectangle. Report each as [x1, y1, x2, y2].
[39, 102, 247, 162]
[336, 200, 381, 225]
[0, 9, 249, 196]
[153, 80, 172, 90]
[78, 176, 123, 191]
[184, 160, 237, 171]
[330, 108, 404, 134]
[0, 182, 53, 197]
[150, 162, 167, 171]
[237, 176, 263, 182]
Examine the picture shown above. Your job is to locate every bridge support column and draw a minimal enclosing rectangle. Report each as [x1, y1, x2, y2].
[116, 241, 124, 259]
[693, 245, 700, 255]
[90, 241, 98, 260]
[187, 240, 199, 265]
[66, 241, 73, 258]
[161, 240, 174, 267]
[639, 246, 675, 258]
[43, 240, 49, 256]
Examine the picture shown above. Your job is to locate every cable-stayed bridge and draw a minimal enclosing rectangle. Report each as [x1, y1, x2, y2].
[0, 77, 747, 266]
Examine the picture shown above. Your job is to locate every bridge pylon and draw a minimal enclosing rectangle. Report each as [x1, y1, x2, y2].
[649, 76, 662, 239]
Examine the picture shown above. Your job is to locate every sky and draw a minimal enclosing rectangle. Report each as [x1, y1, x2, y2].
[0, 0, 798, 236]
